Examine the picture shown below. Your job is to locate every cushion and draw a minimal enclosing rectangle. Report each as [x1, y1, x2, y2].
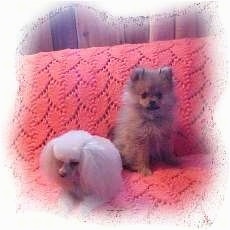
[10, 37, 220, 224]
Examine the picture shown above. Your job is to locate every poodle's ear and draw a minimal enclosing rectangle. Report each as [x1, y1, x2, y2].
[79, 141, 122, 201]
[39, 140, 58, 181]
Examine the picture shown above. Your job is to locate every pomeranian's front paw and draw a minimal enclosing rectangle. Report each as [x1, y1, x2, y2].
[139, 167, 152, 176]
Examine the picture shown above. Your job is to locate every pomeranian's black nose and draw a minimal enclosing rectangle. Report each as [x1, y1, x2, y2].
[148, 101, 160, 110]
[149, 101, 156, 107]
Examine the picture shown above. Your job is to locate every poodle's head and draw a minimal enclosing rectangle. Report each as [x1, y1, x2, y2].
[55, 157, 79, 179]
[40, 130, 92, 190]
[40, 131, 122, 201]
[52, 140, 81, 179]
[53, 130, 94, 180]
[39, 142, 81, 192]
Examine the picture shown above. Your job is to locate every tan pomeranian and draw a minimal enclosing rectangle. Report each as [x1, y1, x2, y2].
[113, 66, 179, 176]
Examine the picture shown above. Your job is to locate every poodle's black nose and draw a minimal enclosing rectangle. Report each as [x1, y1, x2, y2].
[58, 169, 67, 177]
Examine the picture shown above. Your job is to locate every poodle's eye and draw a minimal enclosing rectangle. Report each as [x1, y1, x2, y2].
[70, 162, 78, 168]
[141, 92, 148, 99]
[155, 92, 162, 99]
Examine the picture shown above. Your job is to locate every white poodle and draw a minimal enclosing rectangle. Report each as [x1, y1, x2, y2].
[40, 130, 123, 212]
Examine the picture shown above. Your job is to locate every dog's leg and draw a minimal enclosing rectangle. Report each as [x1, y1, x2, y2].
[137, 149, 152, 176]
[131, 140, 152, 176]
[161, 136, 180, 166]
[114, 135, 152, 175]
[119, 142, 151, 176]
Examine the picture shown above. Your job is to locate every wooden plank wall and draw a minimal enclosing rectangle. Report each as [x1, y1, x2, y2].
[74, 5, 125, 48]
[50, 6, 78, 50]
[19, 2, 216, 55]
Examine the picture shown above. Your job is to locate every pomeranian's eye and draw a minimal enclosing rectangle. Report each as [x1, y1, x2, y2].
[141, 92, 148, 99]
[70, 162, 78, 168]
[155, 92, 162, 99]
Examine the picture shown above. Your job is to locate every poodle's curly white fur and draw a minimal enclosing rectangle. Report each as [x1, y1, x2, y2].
[40, 130, 123, 205]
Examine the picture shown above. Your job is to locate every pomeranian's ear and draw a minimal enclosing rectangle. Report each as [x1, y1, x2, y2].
[159, 66, 173, 82]
[130, 67, 145, 81]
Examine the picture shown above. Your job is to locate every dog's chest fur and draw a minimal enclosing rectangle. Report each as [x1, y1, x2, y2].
[115, 105, 173, 148]
[133, 110, 172, 141]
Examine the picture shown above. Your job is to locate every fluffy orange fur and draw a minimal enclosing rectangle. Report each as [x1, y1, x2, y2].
[113, 67, 179, 176]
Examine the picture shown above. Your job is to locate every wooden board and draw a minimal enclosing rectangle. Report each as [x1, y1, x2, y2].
[175, 12, 197, 39]
[50, 6, 78, 50]
[19, 17, 53, 55]
[75, 5, 125, 48]
[19, 3, 216, 55]
[123, 16, 149, 44]
[149, 15, 175, 41]
[196, 12, 211, 37]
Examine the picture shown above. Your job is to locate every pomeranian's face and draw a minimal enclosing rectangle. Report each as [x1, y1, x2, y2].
[127, 67, 176, 118]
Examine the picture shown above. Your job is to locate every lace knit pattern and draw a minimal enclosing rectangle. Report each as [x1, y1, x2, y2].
[9, 37, 222, 225]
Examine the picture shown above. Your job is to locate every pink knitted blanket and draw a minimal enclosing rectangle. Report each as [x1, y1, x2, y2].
[10, 37, 223, 226]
